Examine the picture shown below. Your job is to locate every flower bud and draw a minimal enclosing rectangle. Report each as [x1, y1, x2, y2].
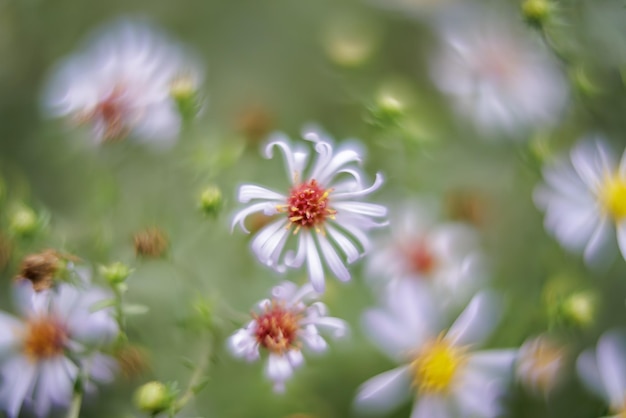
[199, 186, 223, 217]
[561, 291, 596, 328]
[101, 262, 133, 285]
[170, 73, 202, 122]
[367, 93, 405, 128]
[522, 0, 551, 28]
[9, 207, 39, 237]
[134, 381, 172, 414]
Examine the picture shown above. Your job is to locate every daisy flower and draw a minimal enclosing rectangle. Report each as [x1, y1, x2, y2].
[534, 138, 626, 264]
[42, 18, 203, 147]
[231, 127, 388, 293]
[430, 12, 567, 136]
[577, 330, 626, 417]
[355, 280, 516, 417]
[367, 200, 486, 308]
[0, 281, 119, 418]
[227, 281, 348, 392]
[516, 334, 567, 396]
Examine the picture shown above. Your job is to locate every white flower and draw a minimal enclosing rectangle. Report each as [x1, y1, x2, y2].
[355, 280, 516, 418]
[0, 281, 119, 418]
[367, 200, 486, 308]
[516, 334, 567, 396]
[534, 138, 626, 265]
[227, 281, 348, 392]
[430, 13, 567, 136]
[42, 18, 203, 147]
[577, 329, 626, 417]
[231, 127, 388, 293]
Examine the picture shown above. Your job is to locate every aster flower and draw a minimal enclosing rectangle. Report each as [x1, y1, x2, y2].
[516, 334, 567, 396]
[231, 127, 388, 292]
[227, 281, 347, 392]
[577, 330, 626, 417]
[355, 280, 516, 417]
[0, 281, 119, 417]
[367, 200, 486, 308]
[534, 138, 626, 265]
[430, 12, 567, 136]
[42, 18, 203, 147]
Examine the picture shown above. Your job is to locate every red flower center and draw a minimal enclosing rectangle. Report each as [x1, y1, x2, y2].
[285, 180, 335, 232]
[23, 316, 68, 360]
[254, 303, 301, 354]
[79, 86, 130, 141]
[403, 240, 437, 276]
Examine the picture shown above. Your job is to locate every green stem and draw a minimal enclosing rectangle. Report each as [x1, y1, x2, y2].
[171, 340, 212, 416]
[66, 391, 82, 418]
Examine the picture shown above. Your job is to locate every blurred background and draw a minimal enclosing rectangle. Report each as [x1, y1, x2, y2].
[2, 0, 626, 416]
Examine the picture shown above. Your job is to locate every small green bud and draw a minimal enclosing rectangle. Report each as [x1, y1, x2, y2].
[522, 0, 551, 28]
[9, 207, 39, 237]
[134, 381, 172, 414]
[561, 291, 596, 328]
[101, 262, 133, 285]
[199, 186, 223, 217]
[367, 94, 405, 128]
[170, 74, 201, 122]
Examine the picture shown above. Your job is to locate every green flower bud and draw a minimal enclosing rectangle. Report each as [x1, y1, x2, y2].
[199, 186, 223, 217]
[170, 74, 201, 122]
[9, 207, 39, 237]
[522, 0, 551, 28]
[367, 94, 405, 128]
[134, 381, 172, 414]
[561, 291, 596, 328]
[101, 262, 133, 285]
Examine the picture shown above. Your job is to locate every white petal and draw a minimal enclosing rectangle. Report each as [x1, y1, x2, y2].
[325, 225, 361, 263]
[34, 357, 77, 415]
[265, 353, 294, 382]
[411, 395, 451, 418]
[227, 328, 259, 361]
[617, 220, 626, 261]
[466, 350, 517, 377]
[583, 217, 615, 266]
[286, 349, 304, 369]
[447, 291, 500, 347]
[577, 349, 606, 401]
[354, 366, 412, 414]
[238, 184, 286, 203]
[305, 316, 348, 339]
[251, 220, 290, 267]
[333, 201, 388, 218]
[270, 281, 299, 303]
[0, 313, 22, 351]
[332, 172, 384, 199]
[570, 139, 614, 191]
[315, 148, 362, 186]
[0, 355, 37, 418]
[304, 232, 325, 293]
[317, 233, 350, 282]
[299, 325, 328, 352]
[597, 330, 626, 408]
[231, 202, 279, 233]
[284, 233, 307, 268]
[264, 133, 307, 182]
[361, 308, 425, 360]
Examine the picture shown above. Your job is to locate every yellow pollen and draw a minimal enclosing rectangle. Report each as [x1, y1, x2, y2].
[410, 336, 466, 394]
[600, 174, 626, 220]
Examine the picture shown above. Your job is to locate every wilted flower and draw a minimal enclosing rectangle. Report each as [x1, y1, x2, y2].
[577, 330, 626, 416]
[14, 249, 63, 292]
[231, 127, 387, 292]
[367, 200, 486, 308]
[42, 18, 203, 147]
[227, 281, 347, 392]
[0, 282, 119, 417]
[355, 281, 516, 417]
[430, 13, 567, 136]
[516, 334, 567, 395]
[133, 227, 168, 258]
[534, 138, 626, 264]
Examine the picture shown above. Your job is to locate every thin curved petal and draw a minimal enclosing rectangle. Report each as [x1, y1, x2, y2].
[355, 366, 412, 414]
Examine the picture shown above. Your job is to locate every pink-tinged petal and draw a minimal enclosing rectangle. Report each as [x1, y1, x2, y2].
[0, 355, 37, 418]
[577, 350, 606, 401]
[596, 330, 626, 409]
[411, 395, 451, 418]
[317, 234, 350, 282]
[447, 292, 500, 347]
[304, 232, 325, 293]
[354, 366, 412, 414]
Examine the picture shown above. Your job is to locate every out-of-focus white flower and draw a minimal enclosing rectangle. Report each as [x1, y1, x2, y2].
[0, 281, 119, 418]
[430, 14, 567, 136]
[42, 18, 203, 147]
[231, 127, 388, 293]
[534, 138, 626, 265]
[516, 334, 567, 396]
[227, 281, 347, 392]
[355, 281, 516, 418]
[577, 330, 626, 416]
[367, 200, 486, 308]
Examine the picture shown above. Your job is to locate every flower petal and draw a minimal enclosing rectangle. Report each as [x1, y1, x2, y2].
[354, 366, 412, 414]
[304, 232, 325, 293]
[447, 291, 500, 347]
[238, 184, 285, 203]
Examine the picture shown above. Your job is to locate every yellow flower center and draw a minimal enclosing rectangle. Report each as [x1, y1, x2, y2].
[409, 336, 466, 394]
[600, 174, 626, 220]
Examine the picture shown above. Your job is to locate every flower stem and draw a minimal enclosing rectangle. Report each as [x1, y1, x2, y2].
[66, 391, 83, 418]
[171, 338, 213, 416]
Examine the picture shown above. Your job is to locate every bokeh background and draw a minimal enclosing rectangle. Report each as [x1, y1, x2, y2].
[2, 0, 626, 416]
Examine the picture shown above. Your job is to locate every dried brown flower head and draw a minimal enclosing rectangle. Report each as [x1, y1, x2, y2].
[116, 345, 151, 380]
[235, 104, 274, 144]
[446, 189, 491, 227]
[15, 249, 61, 292]
[133, 227, 168, 258]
